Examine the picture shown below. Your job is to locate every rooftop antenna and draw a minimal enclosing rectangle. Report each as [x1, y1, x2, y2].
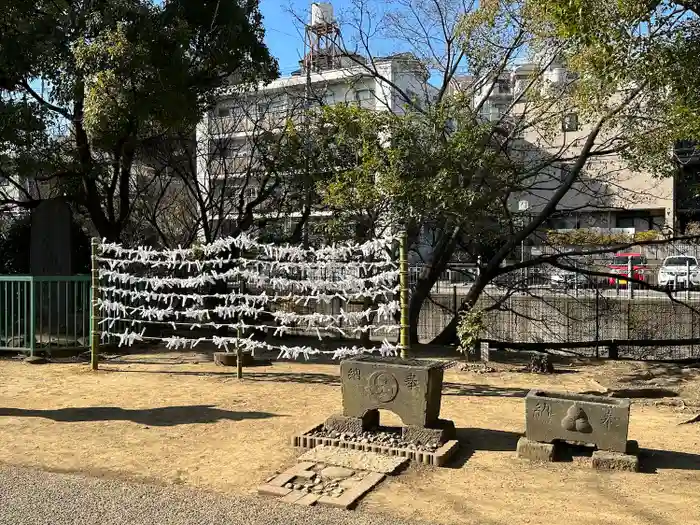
[302, 2, 341, 74]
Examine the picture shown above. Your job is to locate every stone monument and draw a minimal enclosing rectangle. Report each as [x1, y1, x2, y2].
[324, 356, 455, 446]
[30, 198, 74, 338]
[518, 389, 639, 471]
[30, 198, 73, 276]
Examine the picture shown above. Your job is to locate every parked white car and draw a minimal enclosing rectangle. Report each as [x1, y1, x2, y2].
[657, 256, 700, 288]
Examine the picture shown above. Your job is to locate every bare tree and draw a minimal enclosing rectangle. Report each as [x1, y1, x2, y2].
[286, 0, 692, 346]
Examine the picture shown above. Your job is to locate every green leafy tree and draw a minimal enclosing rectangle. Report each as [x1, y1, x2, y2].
[311, 0, 697, 345]
[0, 0, 277, 241]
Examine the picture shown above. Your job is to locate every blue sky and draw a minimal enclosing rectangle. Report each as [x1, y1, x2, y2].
[259, 0, 398, 76]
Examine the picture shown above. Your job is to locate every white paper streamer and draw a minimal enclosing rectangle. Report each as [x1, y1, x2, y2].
[101, 328, 398, 360]
[99, 232, 399, 263]
[96, 234, 401, 359]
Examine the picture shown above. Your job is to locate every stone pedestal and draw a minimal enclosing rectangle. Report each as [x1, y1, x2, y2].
[525, 389, 631, 453]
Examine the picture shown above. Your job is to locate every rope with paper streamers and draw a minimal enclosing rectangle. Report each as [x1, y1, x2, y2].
[94, 233, 402, 360]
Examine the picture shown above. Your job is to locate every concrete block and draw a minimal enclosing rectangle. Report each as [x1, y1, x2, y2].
[324, 412, 378, 434]
[257, 484, 292, 497]
[525, 389, 630, 453]
[591, 450, 639, 472]
[516, 436, 555, 462]
[402, 418, 455, 445]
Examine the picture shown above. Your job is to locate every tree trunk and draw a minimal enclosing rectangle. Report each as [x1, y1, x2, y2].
[408, 275, 432, 344]
[407, 226, 462, 345]
[430, 272, 491, 345]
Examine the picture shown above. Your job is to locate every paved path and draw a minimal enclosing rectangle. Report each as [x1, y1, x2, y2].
[0, 465, 428, 525]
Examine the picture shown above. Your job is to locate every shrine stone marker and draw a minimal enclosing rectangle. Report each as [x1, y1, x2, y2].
[324, 356, 455, 445]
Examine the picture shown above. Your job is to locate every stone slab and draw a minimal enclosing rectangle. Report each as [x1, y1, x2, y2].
[516, 436, 556, 462]
[257, 484, 292, 497]
[30, 198, 72, 277]
[294, 493, 321, 506]
[280, 490, 307, 504]
[297, 445, 409, 474]
[340, 356, 445, 427]
[591, 450, 639, 472]
[525, 389, 630, 453]
[320, 466, 354, 479]
[268, 462, 317, 487]
[317, 472, 385, 510]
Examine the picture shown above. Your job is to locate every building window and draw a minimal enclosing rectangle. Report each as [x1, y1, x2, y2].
[562, 113, 579, 132]
[322, 91, 335, 105]
[497, 79, 511, 94]
[355, 89, 375, 101]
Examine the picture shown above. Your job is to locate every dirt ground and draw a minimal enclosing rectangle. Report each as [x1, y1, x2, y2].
[1, 351, 699, 525]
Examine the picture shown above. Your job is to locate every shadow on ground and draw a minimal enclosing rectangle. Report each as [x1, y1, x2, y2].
[545, 442, 700, 473]
[0, 405, 279, 426]
[443, 382, 528, 397]
[445, 427, 522, 468]
[640, 448, 700, 473]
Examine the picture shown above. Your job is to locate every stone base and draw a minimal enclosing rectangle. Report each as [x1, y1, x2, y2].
[517, 436, 555, 462]
[292, 424, 460, 467]
[257, 460, 386, 509]
[324, 412, 379, 435]
[591, 450, 639, 472]
[402, 418, 456, 446]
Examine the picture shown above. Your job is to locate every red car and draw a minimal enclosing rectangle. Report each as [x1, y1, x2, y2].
[607, 253, 648, 286]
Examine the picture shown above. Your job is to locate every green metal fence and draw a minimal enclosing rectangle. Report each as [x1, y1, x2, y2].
[0, 275, 92, 356]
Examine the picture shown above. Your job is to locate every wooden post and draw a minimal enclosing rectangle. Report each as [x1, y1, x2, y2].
[237, 278, 245, 379]
[236, 328, 243, 379]
[399, 230, 410, 359]
[90, 237, 100, 371]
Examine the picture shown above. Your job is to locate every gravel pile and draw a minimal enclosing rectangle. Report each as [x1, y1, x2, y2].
[306, 428, 440, 452]
[0, 465, 432, 525]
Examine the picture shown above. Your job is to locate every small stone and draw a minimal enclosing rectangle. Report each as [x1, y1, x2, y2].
[331, 488, 345, 497]
[284, 483, 293, 489]
[320, 466, 354, 479]
[24, 356, 48, 365]
[264, 475, 276, 483]
[292, 484, 302, 490]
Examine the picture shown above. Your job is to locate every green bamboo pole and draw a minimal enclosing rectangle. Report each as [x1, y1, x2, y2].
[237, 278, 245, 379]
[399, 230, 410, 359]
[90, 237, 100, 371]
[29, 278, 36, 358]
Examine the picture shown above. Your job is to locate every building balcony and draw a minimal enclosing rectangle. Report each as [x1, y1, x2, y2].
[208, 111, 304, 135]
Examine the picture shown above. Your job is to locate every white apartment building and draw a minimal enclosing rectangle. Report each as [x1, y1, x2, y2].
[195, 51, 435, 237]
[454, 60, 675, 235]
